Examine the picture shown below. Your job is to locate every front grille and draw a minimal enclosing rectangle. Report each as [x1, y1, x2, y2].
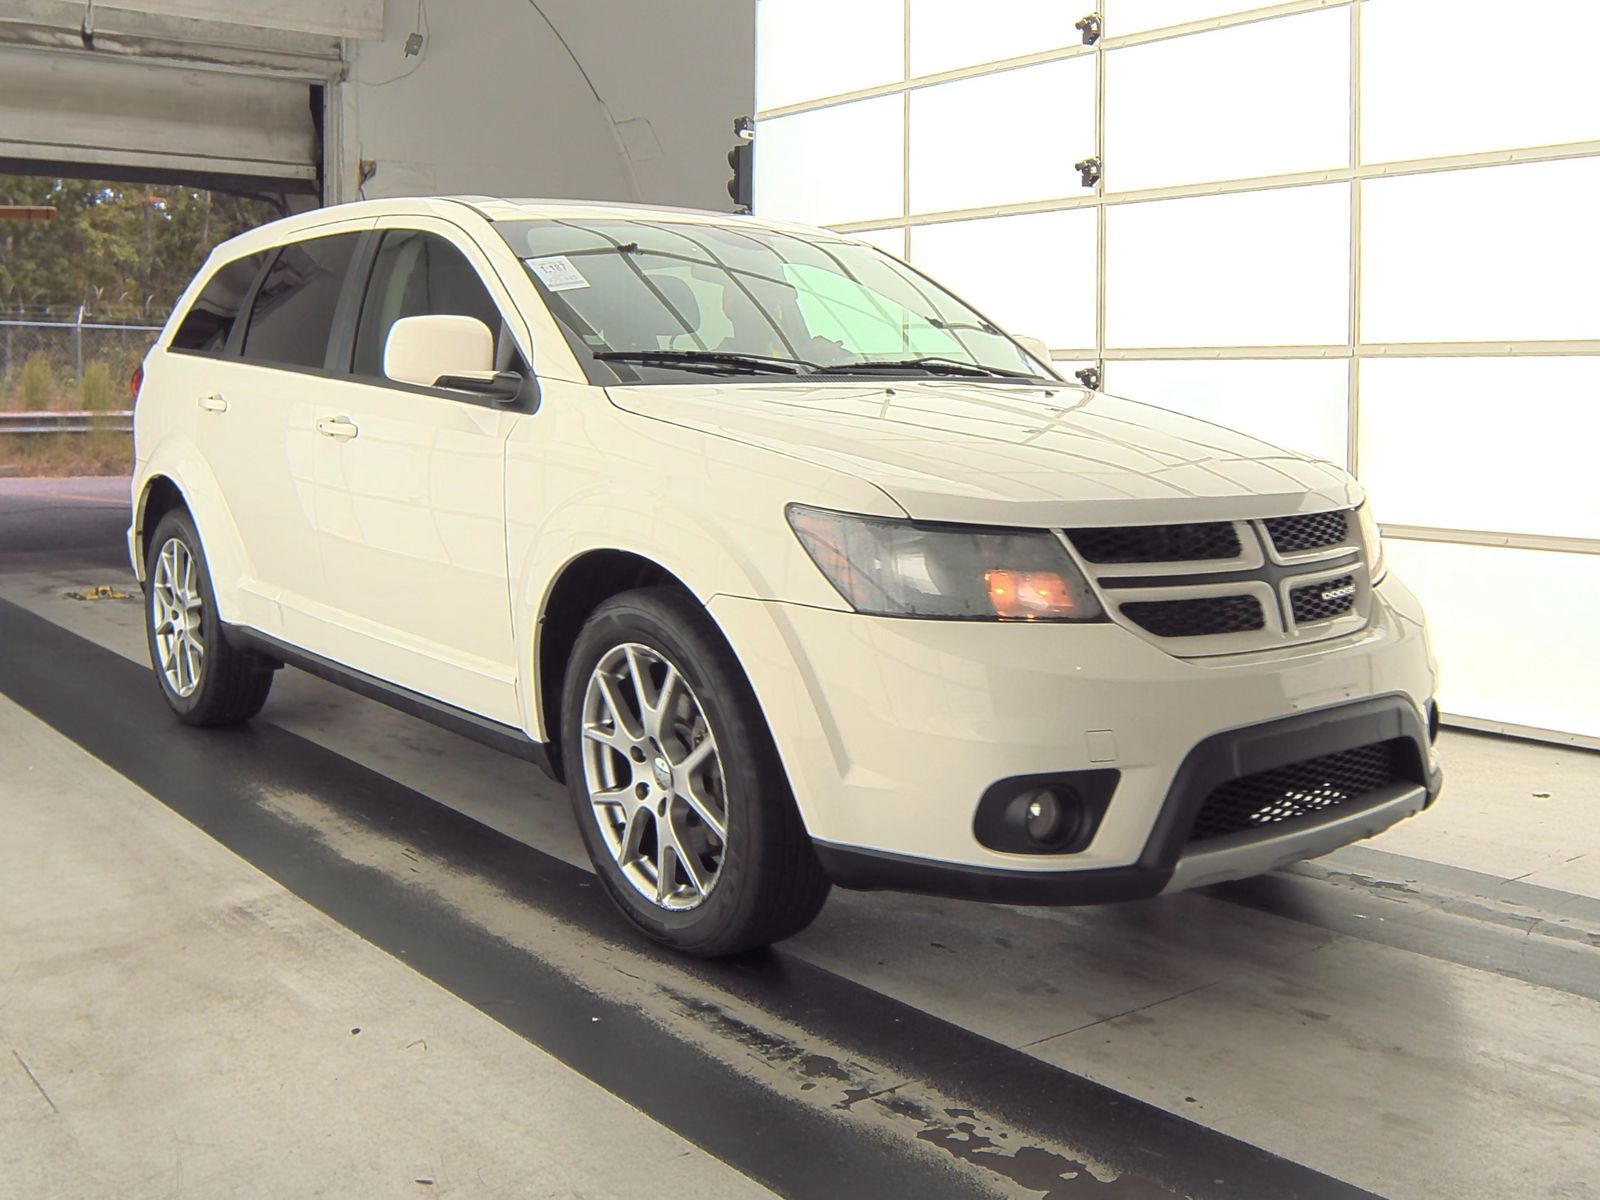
[1187, 739, 1414, 843]
[1068, 507, 1366, 654]
[1067, 522, 1241, 564]
[1120, 594, 1264, 638]
[1290, 574, 1356, 624]
[1264, 510, 1349, 555]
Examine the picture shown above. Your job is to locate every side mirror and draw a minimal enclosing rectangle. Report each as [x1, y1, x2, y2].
[1014, 335, 1057, 375]
[384, 314, 521, 401]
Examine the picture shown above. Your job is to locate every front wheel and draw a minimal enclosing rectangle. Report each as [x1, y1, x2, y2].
[561, 588, 830, 956]
[144, 508, 275, 726]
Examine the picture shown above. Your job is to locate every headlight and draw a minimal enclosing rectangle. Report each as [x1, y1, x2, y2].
[787, 505, 1104, 621]
[1357, 501, 1386, 583]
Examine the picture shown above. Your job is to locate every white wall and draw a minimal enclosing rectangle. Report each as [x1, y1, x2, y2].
[754, 0, 1600, 743]
[338, 0, 754, 211]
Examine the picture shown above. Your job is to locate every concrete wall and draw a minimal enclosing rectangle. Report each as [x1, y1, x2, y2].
[336, 0, 754, 211]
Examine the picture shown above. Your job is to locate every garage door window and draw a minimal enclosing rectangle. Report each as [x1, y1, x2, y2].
[170, 252, 268, 356]
[241, 233, 361, 370]
[352, 231, 506, 379]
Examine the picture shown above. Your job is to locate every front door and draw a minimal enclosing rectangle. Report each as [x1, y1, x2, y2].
[310, 222, 525, 723]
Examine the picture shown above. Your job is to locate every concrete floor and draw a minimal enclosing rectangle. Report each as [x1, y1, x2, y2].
[2, 477, 1597, 1199]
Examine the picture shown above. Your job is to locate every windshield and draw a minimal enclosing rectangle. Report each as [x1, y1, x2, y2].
[493, 218, 1055, 384]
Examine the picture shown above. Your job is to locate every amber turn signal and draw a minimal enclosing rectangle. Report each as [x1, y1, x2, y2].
[985, 570, 1077, 620]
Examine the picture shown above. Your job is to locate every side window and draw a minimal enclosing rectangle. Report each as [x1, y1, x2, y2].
[170, 252, 267, 355]
[240, 232, 361, 370]
[352, 231, 508, 379]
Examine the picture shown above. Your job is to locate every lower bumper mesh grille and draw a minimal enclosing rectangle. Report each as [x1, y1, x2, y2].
[1187, 738, 1417, 843]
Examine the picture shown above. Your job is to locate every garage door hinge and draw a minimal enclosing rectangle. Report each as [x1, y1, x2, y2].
[1074, 156, 1102, 188]
[1075, 12, 1102, 45]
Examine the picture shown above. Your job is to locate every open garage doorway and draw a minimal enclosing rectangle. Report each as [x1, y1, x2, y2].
[1, 175, 280, 477]
[0, 2, 363, 479]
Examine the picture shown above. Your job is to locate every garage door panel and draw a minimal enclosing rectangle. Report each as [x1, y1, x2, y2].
[1358, 358, 1600, 542]
[1361, 158, 1600, 345]
[1106, 0, 1276, 36]
[0, 47, 316, 188]
[1105, 8, 1350, 191]
[1385, 540, 1600, 739]
[909, 59, 1094, 215]
[909, 0, 1079, 76]
[1105, 184, 1350, 349]
[1363, 0, 1600, 163]
[754, 97, 904, 227]
[910, 210, 1097, 351]
[1107, 359, 1349, 464]
[756, 0, 903, 110]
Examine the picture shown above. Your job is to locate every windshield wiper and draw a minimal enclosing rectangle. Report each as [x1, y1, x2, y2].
[813, 356, 1037, 380]
[593, 349, 817, 376]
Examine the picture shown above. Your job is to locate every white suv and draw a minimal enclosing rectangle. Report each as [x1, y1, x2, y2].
[130, 197, 1441, 955]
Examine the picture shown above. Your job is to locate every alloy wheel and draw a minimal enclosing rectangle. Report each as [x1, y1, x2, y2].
[579, 642, 728, 910]
[151, 536, 205, 698]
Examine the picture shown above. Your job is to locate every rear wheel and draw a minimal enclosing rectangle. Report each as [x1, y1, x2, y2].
[562, 587, 830, 956]
[144, 509, 275, 726]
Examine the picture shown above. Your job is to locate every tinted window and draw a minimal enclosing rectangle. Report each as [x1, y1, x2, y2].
[170, 252, 267, 355]
[241, 232, 361, 369]
[352, 231, 505, 378]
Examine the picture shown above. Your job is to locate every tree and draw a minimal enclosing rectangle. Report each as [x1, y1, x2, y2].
[0, 176, 281, 317]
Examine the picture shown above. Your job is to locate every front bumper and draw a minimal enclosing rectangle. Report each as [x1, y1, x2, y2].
[708, 575, 1440, 901]
[812, 695, 1439, 904]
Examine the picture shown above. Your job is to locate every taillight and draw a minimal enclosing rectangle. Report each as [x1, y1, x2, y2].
[130, 364, 144, 405]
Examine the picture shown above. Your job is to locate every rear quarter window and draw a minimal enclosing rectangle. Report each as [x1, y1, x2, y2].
[169, 252, 268, 355]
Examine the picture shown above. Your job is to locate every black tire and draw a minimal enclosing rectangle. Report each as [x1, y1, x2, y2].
[143, 508, 275, 726]
[561, 587, 830, 956]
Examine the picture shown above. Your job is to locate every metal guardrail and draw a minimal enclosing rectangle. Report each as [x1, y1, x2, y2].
[0, 410, 134, 435]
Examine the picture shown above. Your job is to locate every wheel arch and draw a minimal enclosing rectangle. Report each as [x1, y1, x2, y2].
[129, 444, 249, 622]
[533, 548, 700, 781]
[132, 473, 189, 581]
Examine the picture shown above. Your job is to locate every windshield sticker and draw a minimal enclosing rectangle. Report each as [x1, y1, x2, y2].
[528, 255, 590, 292]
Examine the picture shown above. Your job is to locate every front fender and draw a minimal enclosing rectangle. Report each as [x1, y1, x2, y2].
[504, 382, 900, 742]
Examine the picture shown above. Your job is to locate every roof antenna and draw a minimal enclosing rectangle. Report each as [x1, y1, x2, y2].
[80, 0, 96, 48]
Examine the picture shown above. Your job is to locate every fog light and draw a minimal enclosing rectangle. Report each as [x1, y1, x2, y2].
[1020, 788, 1078, 847]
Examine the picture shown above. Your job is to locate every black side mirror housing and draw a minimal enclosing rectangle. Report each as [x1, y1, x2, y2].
[434, 370, 526, 404]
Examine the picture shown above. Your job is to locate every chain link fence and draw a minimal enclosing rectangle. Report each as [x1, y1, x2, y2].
[1, 307, 168, 412]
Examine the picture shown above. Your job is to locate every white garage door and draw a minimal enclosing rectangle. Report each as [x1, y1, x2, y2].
[0, 46, 318, 191]
[754, 0, 1600, 745]
[110, 0, 382, 38]
[0, 0, 386, 192]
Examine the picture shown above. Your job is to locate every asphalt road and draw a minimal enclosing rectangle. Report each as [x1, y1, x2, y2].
[0, 475, 132, 566]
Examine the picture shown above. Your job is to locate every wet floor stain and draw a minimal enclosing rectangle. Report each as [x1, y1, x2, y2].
[659, 985, 1188, 1199]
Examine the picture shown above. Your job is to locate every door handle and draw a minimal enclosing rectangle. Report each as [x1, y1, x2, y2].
[198, 393, 228, 413]
[315, 415, 360, 440]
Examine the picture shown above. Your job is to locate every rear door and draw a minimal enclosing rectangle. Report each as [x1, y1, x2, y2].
[309, 217, 528, 723]
[188, 222, 368, 643]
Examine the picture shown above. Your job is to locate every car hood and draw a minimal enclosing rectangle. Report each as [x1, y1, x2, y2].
[606, 379, 1359, 526]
